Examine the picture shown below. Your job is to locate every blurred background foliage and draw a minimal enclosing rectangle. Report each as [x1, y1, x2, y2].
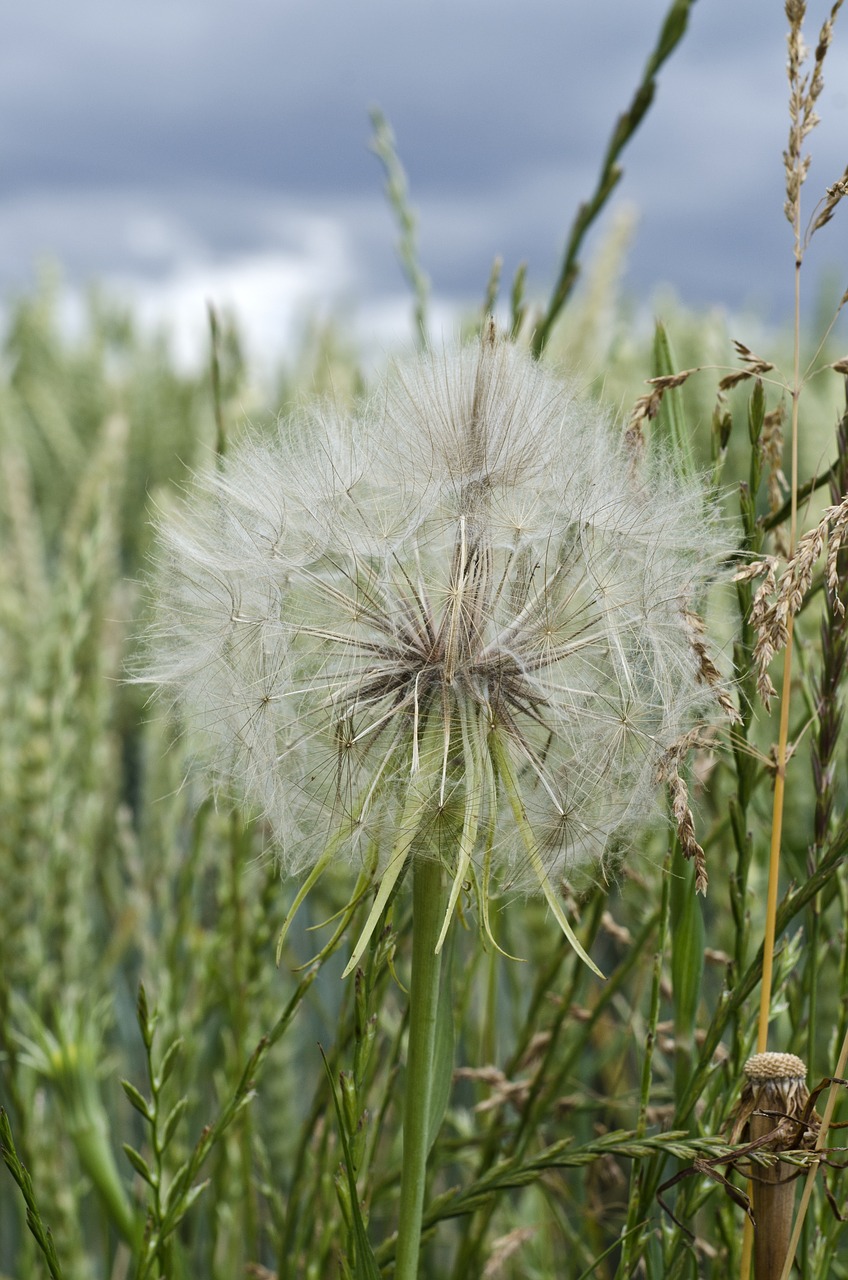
[0, 227, 847, 1278]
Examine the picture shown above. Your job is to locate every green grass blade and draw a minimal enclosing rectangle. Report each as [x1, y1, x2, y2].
[652, 319, 696, 477]
[320, 1050, 381, 1280]
[0, 1109, 66, 1280]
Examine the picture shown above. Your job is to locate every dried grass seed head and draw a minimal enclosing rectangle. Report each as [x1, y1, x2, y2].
[140, 333, 729, 966]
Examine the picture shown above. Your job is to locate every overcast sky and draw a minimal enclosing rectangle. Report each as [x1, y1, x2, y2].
[3, 0, 847, 363]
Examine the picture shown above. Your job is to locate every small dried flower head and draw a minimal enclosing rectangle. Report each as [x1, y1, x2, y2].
[733, 1051, 817, 1279]
[140, 332, 727, 973]
[733, 1052, 816, 1148]
[744, 1052, 807, 1083]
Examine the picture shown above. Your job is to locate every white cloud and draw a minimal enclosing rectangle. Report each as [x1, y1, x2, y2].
[112, 218, 356, 369]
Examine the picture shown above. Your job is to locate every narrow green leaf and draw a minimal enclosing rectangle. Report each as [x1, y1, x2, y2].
[653, 320, 695, 477]
[155, 1038, 183, 1090]
[747, 376, 765, 445]
[120, 1079, 152, 1120]
[121, 1144, 157, 1187]
[180, 1181, 209, 1216]
[277, 836, 339, 964]
[162, 1159, 192, 1216]
[160, 1098, 189, 1150]
[489, 730, 603, 977]
[339, 1071, 358, 1137]
[320, 1048, 381, 1280]
[427, 927, 455, 1154]
[532, 0, 696, 354]
[670, 854, 703, 1036]
[481, 255, 502, 319]
[136, 985, 154, 1050]
[160, 1174, 210, 1241]
[510, 261, 528, 338]
[575, 1221, 644, 1280]
[1, 1109, 66, 1280]
[369, 107, 430, 349]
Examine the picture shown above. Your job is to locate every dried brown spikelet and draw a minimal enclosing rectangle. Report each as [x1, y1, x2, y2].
[625, 390, 661, 454]
[825, 493, 848, 615]
[601, 910, 632, 946]
[809, 165, 848, 236]
[736, 558, 780, 707]
[647, 368, 700, 392]
[656, 738, 708, 893]
[734, 558, 780, 587]
[482, 1228, 536, 1279]
[761, 402, 788, 496]
[625, 365, 701, 453]
[683, 608, 741, 723]
[811, 1, 843, 102]
[784, 0, 812, 228]
[718, 342, 775, 392]
[733, 339, 771, 368]
[750, 500, 848, 707]
[785, 0, 806, 26]
[783, 0, 844, 243]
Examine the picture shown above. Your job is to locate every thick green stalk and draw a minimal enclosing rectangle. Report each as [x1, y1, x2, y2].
[394, 857, 447, 1280]
[71, 1118, 137, 1246]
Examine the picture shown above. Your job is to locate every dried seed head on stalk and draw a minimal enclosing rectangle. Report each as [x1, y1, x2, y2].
[732, 1052, 819, 1280]
[737, 1053, 810, 1120]
[139, 330, 730, 971]
[655, 727, 715, 894]
[732, 1052, 819, 1182]
[784, 0, 846, 249]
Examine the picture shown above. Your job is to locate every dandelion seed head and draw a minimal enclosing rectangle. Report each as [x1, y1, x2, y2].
[139, 332, 728, 956]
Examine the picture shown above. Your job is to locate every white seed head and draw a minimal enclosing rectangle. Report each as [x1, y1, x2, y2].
[744, 1052, 808, 1083]
[139, 334, 728, 961]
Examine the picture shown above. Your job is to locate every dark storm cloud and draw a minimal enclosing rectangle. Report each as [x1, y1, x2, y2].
[3, 2, 668, 192]
[1, 0, 846, 347]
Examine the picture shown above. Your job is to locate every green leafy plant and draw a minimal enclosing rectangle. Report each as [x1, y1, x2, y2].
[2, 2, 847, 1278]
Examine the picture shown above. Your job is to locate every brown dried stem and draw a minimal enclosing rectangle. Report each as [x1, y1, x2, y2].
[734, 1053, 817, 1280]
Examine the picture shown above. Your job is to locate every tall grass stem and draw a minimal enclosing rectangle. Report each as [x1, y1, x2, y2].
[778, 1023, 848, 1280]
[743, 63, 806, 1280]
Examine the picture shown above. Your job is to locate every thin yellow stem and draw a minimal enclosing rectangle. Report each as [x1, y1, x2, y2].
[757, 211, 802, 1048]
[777, 1024, 848, 1280]
[756, 618, 796, 1054]
[741, 84, 805, 1280]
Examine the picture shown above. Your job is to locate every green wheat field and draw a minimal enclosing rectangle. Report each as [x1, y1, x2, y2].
[2, 3, 847, 1277]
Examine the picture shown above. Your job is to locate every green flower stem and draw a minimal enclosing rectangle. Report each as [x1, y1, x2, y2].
[72, 1114, 138, 1245]
[394, 856, 448, 1280]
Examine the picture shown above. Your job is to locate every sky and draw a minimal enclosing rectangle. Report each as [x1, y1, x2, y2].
[2, 0, 847, 365]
